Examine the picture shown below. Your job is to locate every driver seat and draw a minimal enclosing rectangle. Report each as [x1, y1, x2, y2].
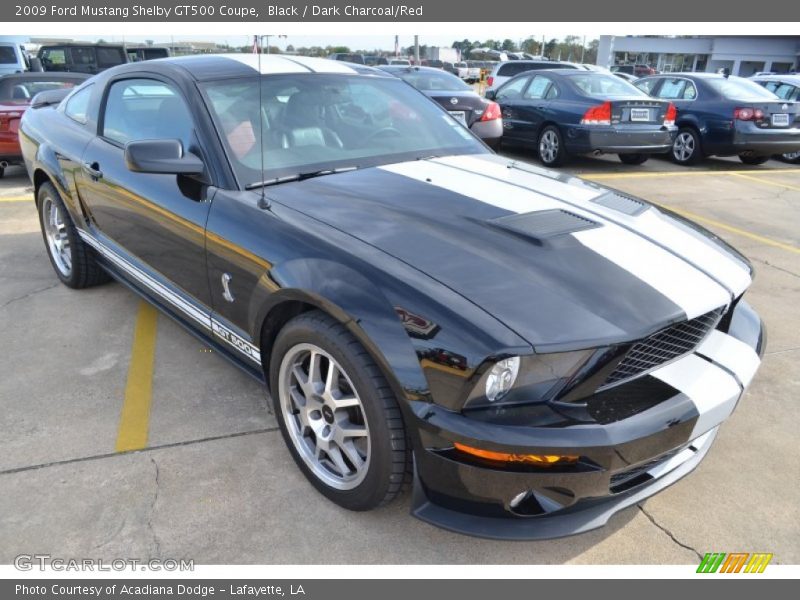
[281, 92, 344, 149]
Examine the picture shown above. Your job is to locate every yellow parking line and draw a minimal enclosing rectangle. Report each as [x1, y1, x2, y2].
[654, 203, 800, 255]
[0, 196, 32, 203]
[584, 168, 800, 181]
[115, 301, 159, 452]
[731, 172, 800, 192]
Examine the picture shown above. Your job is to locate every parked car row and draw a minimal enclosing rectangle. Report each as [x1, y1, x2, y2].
[0, 71, 89, 176]
[485, 68, 800, 167]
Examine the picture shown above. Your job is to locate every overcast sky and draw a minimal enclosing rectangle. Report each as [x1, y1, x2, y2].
[2, 32, 592, 50]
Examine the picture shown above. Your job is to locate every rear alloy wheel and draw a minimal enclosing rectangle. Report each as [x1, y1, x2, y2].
[538, 125, 568, 167]
[271, 310, 408, 511]
[739, 154, 770, 165]
[672, 128, 703, 165]
[37, 182, 109, 288]
[618, 153, 649, 165]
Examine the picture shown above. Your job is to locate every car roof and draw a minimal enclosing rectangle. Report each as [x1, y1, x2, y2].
[380, 65, 450, 74]
[751, 74, 800, 83]
[99, 54, 388, 82]
[0, 72, 90, 81]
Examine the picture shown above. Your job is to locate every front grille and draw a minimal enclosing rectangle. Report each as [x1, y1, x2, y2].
[603, 307, 725, 387]
[587, 376, 677, 424]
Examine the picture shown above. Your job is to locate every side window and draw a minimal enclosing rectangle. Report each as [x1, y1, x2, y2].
[545, 84, 560, 100]
[524, 76, 553, 100]
[41, 48, 67, 69]
[69, 47, 95, 69]
[102, 79, 193, 149]
[657, 79, 688, 100]
[773, 83, 795, 100]
[64, 85, 93, 124]
[683, 82, 697, 100]
[635, 78, 658, 95]
[496, 76, 530, 101]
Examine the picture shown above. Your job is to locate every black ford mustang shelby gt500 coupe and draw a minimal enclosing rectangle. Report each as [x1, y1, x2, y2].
[19, 55, 765, 540]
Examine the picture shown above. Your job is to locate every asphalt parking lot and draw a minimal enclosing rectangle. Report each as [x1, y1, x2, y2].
[1, 152, 798, 565]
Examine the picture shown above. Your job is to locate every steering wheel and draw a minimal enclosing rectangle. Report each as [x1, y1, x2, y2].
[362, 127, 403, 145]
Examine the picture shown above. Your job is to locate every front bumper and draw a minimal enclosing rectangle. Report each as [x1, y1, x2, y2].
[564, 124, 676, 155]
[409, 302, 765, 540]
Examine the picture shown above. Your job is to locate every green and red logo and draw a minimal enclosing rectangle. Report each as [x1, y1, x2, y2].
[697, 552, 773, 573]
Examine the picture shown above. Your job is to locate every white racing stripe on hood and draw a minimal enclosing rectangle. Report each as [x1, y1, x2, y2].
[380, 160, 566, 214]
[651, 354, 742, 439]
[573, 226, 730, 319]
[696, 330, 761, 387]
[380, 158, 731, 319]
[437, 154, 752, 297]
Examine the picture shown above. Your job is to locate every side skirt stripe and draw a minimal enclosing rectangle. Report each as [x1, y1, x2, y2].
[79, 230, 261, 365]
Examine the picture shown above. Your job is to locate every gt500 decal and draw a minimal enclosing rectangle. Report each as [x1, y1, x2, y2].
[211, 320, 261, 364]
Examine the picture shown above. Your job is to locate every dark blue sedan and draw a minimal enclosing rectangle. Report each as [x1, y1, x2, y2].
[486, 69, 677, 167]
[635, 73, 800, 165]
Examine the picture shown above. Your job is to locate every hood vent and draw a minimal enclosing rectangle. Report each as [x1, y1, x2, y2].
[591, 192, 647, 216]
[492, 209, 600, 240]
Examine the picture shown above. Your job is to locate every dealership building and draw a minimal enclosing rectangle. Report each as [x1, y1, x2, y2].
[596, 36, 799, 76]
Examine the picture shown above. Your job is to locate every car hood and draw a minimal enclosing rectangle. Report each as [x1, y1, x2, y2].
[267, 153, 752, 350]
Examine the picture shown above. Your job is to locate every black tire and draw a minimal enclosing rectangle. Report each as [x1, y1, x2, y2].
[738, 154, 770, 165]
[671, 127, 704, 165]
[618, 153, 649, 165]
[37, 181, 109, 288]
[269, 310, 409, 511]
[537, 125, 568, 167]
[0, 166, 5, 178]
[777, 151, 800, 164]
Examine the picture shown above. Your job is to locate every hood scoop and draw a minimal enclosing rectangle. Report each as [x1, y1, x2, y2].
[592, 192, 647, 216]
[492, 209, 600, 241]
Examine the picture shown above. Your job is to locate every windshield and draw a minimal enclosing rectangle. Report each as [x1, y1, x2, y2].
[202, 73, 487, 187]
[706, 77, 780, 100]
[570, 73, 647, 98]
[394, 69, 470, 92]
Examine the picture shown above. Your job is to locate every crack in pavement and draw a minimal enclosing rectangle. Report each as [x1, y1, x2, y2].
[638, 504, 703, 561]
[148, 456, 163, 559]
[749, 256, 800, 279]
[0, 282, 59, 309]
[0, 426, 280, 477]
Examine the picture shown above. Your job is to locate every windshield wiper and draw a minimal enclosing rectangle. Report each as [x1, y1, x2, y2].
[245, 166, 358, 190]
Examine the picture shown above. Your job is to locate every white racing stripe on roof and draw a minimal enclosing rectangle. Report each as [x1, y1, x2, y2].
[651, 353, 742, 439]
[219, 53, 358, 75]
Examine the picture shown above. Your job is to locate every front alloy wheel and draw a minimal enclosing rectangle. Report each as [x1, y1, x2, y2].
[270, 310, 408, 511]
[41, 194, 72, 278]
[279, 343, 370, 490]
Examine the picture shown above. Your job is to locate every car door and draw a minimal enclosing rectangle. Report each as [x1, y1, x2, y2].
[77, 76, 213, 312]
[494, 75, 532, 141]
[514, 74, 558, 143]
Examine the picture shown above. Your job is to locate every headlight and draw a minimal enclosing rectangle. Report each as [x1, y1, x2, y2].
[464, 350, 594, 410]
[485, 357, 520, 403]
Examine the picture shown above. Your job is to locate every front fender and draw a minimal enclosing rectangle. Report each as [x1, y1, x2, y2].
[256, 258, 430, 403]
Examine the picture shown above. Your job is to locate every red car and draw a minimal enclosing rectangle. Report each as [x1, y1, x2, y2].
[0, 72, 88, 177]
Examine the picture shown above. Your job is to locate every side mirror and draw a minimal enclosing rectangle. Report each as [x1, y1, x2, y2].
[124, 139, 205, 176]
[484, 89, 497, 100]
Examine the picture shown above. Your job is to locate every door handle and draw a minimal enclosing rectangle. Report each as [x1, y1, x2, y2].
[82, 162, 103, 180]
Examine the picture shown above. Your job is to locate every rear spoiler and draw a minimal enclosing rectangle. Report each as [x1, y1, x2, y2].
[31, 88, 71, 109]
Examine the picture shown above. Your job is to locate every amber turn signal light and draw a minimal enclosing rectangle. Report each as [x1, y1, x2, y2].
[454, 443, 579, 466]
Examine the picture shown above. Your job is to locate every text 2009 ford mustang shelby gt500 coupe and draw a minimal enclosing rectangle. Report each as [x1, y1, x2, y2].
[19, 55, 765, 539]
